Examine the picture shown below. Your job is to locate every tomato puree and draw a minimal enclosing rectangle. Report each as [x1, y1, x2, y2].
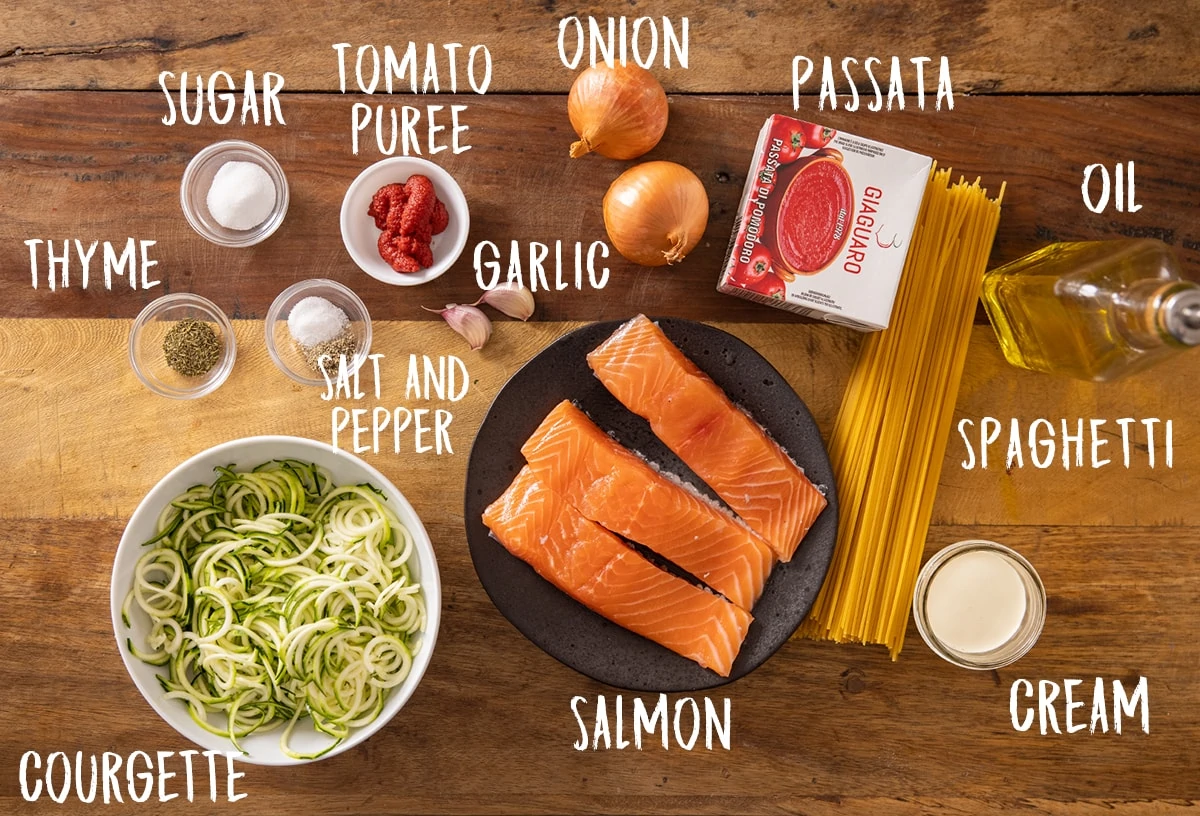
[775, 159, 853, 274]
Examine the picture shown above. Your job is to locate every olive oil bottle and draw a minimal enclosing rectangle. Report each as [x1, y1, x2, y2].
[980, 239, 1200, 382]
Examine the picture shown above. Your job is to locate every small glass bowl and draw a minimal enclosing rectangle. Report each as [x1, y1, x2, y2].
[129, 293, 237, 399]
[181, 140, 289, 247]
[912, 539, 1046, 670]
[265, 279, 372, 387]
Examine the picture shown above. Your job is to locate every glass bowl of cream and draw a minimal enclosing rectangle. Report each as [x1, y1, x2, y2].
[912, 539, 1046, 670]
[180, 140, 289, 247]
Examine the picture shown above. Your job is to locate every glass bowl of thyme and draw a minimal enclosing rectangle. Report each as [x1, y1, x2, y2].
[265, 278, 372, 387]
[129, 293, 237, 399]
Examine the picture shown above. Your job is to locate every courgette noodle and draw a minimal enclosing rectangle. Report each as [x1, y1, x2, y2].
[122, 459, 426, 760]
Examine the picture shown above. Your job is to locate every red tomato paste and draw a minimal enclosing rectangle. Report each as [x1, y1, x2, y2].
[369, 175, 449, 273]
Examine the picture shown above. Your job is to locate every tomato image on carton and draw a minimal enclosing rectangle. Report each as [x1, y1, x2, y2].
[766, 151, 854, 275]
[719, 115, 931, 331]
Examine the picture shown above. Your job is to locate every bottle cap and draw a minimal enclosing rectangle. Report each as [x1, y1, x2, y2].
[1162, 286, 1200, 346]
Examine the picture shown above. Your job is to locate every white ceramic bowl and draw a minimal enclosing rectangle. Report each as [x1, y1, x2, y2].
[110, 436, 441, 765]
[339, 157, 469, 286]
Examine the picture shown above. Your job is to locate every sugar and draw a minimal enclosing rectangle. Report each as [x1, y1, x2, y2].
[207, 160, 276, 231]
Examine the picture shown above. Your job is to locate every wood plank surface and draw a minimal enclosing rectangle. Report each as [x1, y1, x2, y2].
[4, 0, 1200, 812]
[2, 319, 1195, 529]
[1, 515, 1194, 813]
[1, 0, 1196, 94]
[2, 92, 1198, 322]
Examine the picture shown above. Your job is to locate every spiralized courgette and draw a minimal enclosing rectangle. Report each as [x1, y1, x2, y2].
[123, 460, 426, 759]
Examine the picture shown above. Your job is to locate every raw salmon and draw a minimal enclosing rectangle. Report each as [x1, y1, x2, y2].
[522, 401, 774, 611]
[587, 315, 827, 561]
[482, 465, 752, 676]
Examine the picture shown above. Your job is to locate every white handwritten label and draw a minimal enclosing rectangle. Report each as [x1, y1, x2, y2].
[569, 694, 731, 751]
[792, 56, 954, 112]
[19, 749, 245, 804]
[558, 16, 688, 69]
[1010, 677, 1149, 734]
[474, 240, 610, 292]
[25, 238, 160, 291]
[332, 42, 489, 157]
[159, 70, 285, 126]
[958, 417, 1173, 470]
[326, 353, 466, 455]
[1082, 162, 1142, 214]
[348, 103, 470, 157]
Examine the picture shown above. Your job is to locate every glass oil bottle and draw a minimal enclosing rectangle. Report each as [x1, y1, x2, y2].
[980, 239, 1200, 382]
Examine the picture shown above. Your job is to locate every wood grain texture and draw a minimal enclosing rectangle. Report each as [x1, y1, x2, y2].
[1, 517, 1195, 813]
[1, 317, 1196, 528]
[2, 92, 1198, 322]
[4, 1, 1200, 810]
[1, 0, 1196, 93]
[0, 319, 851, 521]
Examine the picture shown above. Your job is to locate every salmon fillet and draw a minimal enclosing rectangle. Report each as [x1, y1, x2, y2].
[587, 315, 827, 561]
[482, 465, 752, 677]
[522, 401, 774, 611]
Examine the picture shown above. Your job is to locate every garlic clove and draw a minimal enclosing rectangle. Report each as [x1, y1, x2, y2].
[474, 282, 536, 321]
[425, 303, 492, 350]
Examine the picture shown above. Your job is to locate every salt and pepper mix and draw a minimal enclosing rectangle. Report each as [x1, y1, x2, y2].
[286, 295, 356, 372]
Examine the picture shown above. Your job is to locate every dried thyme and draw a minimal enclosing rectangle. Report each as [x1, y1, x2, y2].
[163, 318, 221, 377]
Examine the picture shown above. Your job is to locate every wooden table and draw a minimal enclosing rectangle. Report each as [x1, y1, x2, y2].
[2, 2, 1198, 813]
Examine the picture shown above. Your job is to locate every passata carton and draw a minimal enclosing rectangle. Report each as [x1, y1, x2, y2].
[718, 115, 931, 331]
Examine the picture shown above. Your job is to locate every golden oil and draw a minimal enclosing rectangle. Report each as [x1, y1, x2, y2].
[980, 239, 1200, 382]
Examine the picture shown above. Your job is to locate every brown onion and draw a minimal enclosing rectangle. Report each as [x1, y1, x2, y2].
[602, 161, 709, 267]
[568, 63, 668, 160]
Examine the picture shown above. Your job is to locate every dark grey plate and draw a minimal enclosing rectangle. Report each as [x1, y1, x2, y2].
[463, 317, 839, 691]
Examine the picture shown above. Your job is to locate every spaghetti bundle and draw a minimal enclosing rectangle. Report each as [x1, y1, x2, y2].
[798, 166, 1005, 658]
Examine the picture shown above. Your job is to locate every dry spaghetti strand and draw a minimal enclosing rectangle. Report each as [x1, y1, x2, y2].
[797, 166, 1005, 658]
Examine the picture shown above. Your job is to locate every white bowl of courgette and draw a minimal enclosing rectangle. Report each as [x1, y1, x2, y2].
[110, 436, 441, 765]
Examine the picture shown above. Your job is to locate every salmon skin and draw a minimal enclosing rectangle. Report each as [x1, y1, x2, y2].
[482, 466, 752, 677]
[587, 315, 827, 561]
[521, 400, 774, 611]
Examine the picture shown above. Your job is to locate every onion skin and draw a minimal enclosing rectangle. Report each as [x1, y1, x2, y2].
[568, 64, 668, 160]
[603, 161, 710, 267]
